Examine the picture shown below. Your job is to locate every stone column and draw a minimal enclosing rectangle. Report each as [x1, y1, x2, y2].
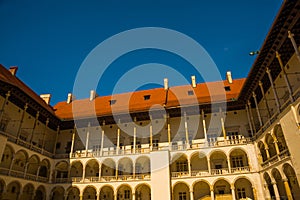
[283, 179, 293, 200]
[167, 115, 171, 145]
[149, 115, 153, 150]
[100, 122, 105, 156]
[252, 187, 258, 200]
[41, 118, 49, 152]
[272, 182, 280, 200]
[29, 111, 39, 145]
[117, 127, 120, 155]
[276, 51, 294, 102]
[248, 101, 256, 133]
[70, 126, 76, 157]
[259, 81, 271, 119]
[273, 138, 280, 155]
[132, 192, 135, 200]
[288, 31, 300, 63]
[85, 122, 90, 156]
[231, 185, 236, 200]
[16, 103, 28, 140]
[245, 105, 254, 136]
[53, 126, 60, 154]
[265, 147, 270, 159]
[227, 157, 232, 173]
[189, 190, 194, 200]
[264, 184, 271, 200]
[253, 92, 263, 126]
[207, 158, 211, 174]
[188, 158, 191, 176]
[210, 187, 215, 200]
[184, 112, 190, 147]
[201, 110, 208, 142]
[219, 107, 226, 139]
[266, 68, 281, 113]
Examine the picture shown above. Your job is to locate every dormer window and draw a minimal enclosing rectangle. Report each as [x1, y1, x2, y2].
[144, 95, 151, 100]
[224, 86, 231, 91]
[187, 90, 194, 96]
[109, 100, 116, 105]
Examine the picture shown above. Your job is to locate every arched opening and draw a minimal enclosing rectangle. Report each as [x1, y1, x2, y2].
[135, 184, 151, 200]
[234, 178, 254, 200]
[213, 179, 231, 198]
[210, 151, 228, 174]
[101, 158, 116, 180]
[51, 186, 65, 200]
[258, 141, 268, 163]
[39, 159, 50, 179]
[66, 187, 80, 200]
[265, 134, 277, 157]
[271, 168, 287, 198]
[193, 181, 210, 200]
[20, 183, 34, 200]
[0, 145, 14, 169]
[54, 161, 69, 183]
[273, 125, 288, 152]
[85, 159, 100, 180]
[83, 186, 97, 200]
[12, 150, 28, 172]
[171, 154, 188, 177]
[100, 186, 114, 200]
[34, 186, 46, 200]
[190, 152, 209, 176]
[283, 163, 300, 199]
[0, 178, 6, 199]
[70, 161, 83, 182]
[264, 172, 275, 199]
[229, 149, 249, 172]
[117, 185, 132, 200]
[135, 156, 150, 179]
[27, 155, 40, 175]
[6, 181, 21, 200]
[173, 182, 190, 200]
[118, 158, 133, 178]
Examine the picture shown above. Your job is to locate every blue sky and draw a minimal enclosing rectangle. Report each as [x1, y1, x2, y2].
[0, 0, 283, 105]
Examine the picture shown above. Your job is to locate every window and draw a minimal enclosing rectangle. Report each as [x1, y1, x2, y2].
[109, 99, 116, 105]
[231, 156, 244, 168]
[224, 86, 231, 91]
[179, 192, 187, 200]
[144, 95, 151, 100]
[124, 190, 130, 199]
[187, 90, 194, 95]
[176, 161, 188, 172]
[237, 188, 246, 199]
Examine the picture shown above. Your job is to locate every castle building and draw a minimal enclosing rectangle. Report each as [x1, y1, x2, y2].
[1, 1, 300, 200]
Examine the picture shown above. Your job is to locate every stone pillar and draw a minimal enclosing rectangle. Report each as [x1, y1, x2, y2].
[210, 188, 215, 200]
[207, 158, 211, 174]
[231, 185, 236, 200]
[189, 190, 193, 200]
[272, 182, 280, 200]
[265, 147, 270, 159]
[273, 138, 280, 155]
[85, 122, 90, 156]
[188, 159, 191, 176]
[150, 115, 153, 150]
[253, 92, 263, 126]
[96, 192, 100, 200]
[248, 101, 256, 133]
[184, 112, 190, 147]
[70, 126, 76, 157]
[264, 184, 271, 200]
[201, 110, 208, 142]
[167, 115, 171, 145]
[132, 193, 135, 200]
[219, 107, 226, 139]
[117, 127, 120, 155]
[0, 91, 10, 122]
[283, 179, 293, 200]
[29, 111, 39, 145]
[259, 81, 271, 118]
[252, 187, 258, 200]
[276, 51, 294, 102]
[82, 166, 86, 182]
[41, 118, 49, 152]
[79, 195, 83, 200]
[133, 117, 137, 154]
[100, 123, 105, 156]
[53, 126, 60, 154]
[227, 157, 232, 173]
[245, 105, 254, 136]
[98, 165, 102, 181]
[288, 31, 300, 63]
[266, 68, 281, 113]
[8, 155, 15, 175]
[16, 103, 28, 140]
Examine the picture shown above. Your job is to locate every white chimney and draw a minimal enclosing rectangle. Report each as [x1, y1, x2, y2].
[226, 71, 233, 84]
[89, 90, 97, 101]
[164, 78, 169, 90]
[67, 93, 74, 104]
[40, 94, 51, 105]
[191, 75, 196, 88]
[9, 66, 18, 76]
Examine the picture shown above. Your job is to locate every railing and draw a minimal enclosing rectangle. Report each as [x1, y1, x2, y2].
[211, 168, 230, 175]
[71, 177, 83, 182]
[0, 167, 49, 182]
[261, 149, 290, 168]
[191, 170, 210, 177]
[171, 171, 189, 178]
[54, 178, 70, 183]
[71, 174, 151, 183]
[230, 166, 250, 173]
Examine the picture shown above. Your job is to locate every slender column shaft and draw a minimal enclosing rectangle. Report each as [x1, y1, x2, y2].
[29, 111, 40, 145]
[265, 147, 270, 159]
[16, 103, 28, 139]
[41, 118, 49, 152]
[53, 126, 60, 154]
[210, 189, 215, 200]
[0, 91, 10, 122]
[132, 193, 135, 200]
[133, 125, 136, 154]
[253, 92, 263, 126]
[245, 105, 254, 137]
[252, 187, 258, 200]
[85, 122, 90, 156]
[272, 182, 280, 200]
[276, 51, 294, 102]
[167, 119, 171, 145]
[98, 165, 101, 181]
[188, 159, 191, 176]
[266, 68, 281, 112]
[227, 157, 232, 173]
[70, 126, 76, 156]
[231, 186, 236, 200]
[248, 101, 256, 132]
[100, 129, 104, 156]
[288, 31, 300, 64]
[273, 139, 280, 155]
[207, 158, 211, 174]
[149, 122, 153, 150]
[219, 108, 226, 139]
[201, 110, 208, 142]
[259, 81, 271, 118]
[283, 179, 293, 200]
[117, 128, 120, 154]
[184, 112, 189, 146]
[190, 191, 193, 200]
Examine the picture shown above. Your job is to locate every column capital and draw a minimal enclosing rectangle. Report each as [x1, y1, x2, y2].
[252, 92, 256, 98]
[271, 181, 277, 185]
[282, 178, 288, 182]
[266, 67, 271, 74]
[5, 90, 11, 97]
[24, 103, 29, 110]
[288, 30, 294, 39]
[259, 81, 263, 86]
[275, 51, 281, 58]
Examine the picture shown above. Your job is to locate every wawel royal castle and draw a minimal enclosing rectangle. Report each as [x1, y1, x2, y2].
[1, 1, 300, 200]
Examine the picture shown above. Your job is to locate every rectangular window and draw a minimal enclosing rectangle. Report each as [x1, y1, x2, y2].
[231, 156, 244, 168]
[176, 161, 188, 172]
[109, 99, 116, 105]
[144, 95, 151, 100]
[237, 188, 246, 198]
[124, 190, 130, 199]
[224, 86, 231, 91]
[187, 90, 194, 95]
[179, 192, 187, 200]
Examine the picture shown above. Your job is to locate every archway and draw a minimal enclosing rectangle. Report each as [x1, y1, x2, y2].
[213, 179, 231, 198]
[0, 145, 14, 169]
[6, 181, 21, 200]
[234, 178, 254, 199]
[190, 152, 208, 175]
[85, 159, 100, 180]
[34, 186, 46, 200]
[265, 134, 277, 157]
[271, 168, 287, 198]
[210, 151, 228, 174]
[27, 155, 40, 175]
[283, 163, 300, 199]
[55, 161, 69, 182]
[70, 161, 83, 181]
[117, 185, 132, 200]
[135, 184, 151, 200]
[273, 125, 288, 152]
[12, 150, 28, 172]
[118, 158, 133, 177]
[101, 158, 116, 179]
[171, 154, 188, 175]
[83, 186, 97, 200]
[173, 182, 190, 200]
[264, 172, 275, 199]
[193, 181, 210, 200]
[39, 159, 50, 179]
[229, 149, 249, 172]
[51, 186, 65, 200]
[258, 141, 268, 162]
[135, 156, 150, 178]
[66, 187, 80, 200]
[20, 183, 34, 200]
[100, 185, 114, 200]
[0, 178, 6, 199]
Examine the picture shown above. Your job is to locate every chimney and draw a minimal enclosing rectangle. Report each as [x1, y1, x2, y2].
[67, 93, 74, 104]
[40, 94, 51, 105]
[89, 90, 97, 101]
[191, 75, 196, 88]
[9, 66, 18, 76]
[164, 78, 169, 90]
[226, 71, 233, 84]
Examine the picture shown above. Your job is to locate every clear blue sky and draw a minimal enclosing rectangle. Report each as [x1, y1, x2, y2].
[0, 0, 283, 105]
